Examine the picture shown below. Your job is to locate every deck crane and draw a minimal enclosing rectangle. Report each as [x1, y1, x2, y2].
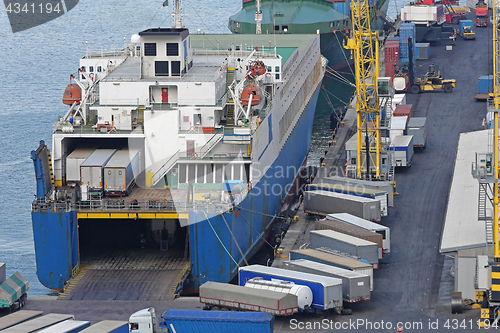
[344, 0, 382, 180]
[473, 0, 500, 326]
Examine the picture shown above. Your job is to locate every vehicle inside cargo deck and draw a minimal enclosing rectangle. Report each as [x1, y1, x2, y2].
[60, 218, 190, 301]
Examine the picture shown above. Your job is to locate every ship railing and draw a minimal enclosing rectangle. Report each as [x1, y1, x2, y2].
[151, 150, 181, 187]
[53, 125, 144, 135]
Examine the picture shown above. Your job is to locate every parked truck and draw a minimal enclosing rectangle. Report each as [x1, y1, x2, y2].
[199, 281, 302, 315]
[103, 149, 140, 196]
[326, 213, 392, 253]
[284, 259, 371, 303]
[304, 190, 381, 222]
[290, 249, 374, 291]
[2, 314, 75, 333]
[310, 230, 380, 269]
[306, 183, 388, 216]
[390, 135, 414, 167]
[160, 309, 274, 333]
[238, 265, 344, 312]
[458, 20, 475, 39]
[0, 271, 29, 313]
[0, 310, 43, 331]
[65, 148, 96, 184]
[36, 319, 91, 333]
[476, 2, 488, 26]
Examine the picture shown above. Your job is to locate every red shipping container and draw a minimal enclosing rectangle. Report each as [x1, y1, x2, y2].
[385, 61, 396, 77]
[393, 109, 412, 123]
[395, 104, 413, 118]
[385, 41, 400, 62]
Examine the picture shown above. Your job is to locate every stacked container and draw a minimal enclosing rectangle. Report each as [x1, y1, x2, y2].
[415, 43, 430, 60]
[399, 23, 416, 63]
[393, 104, 413, 123]
[385, 40, 399, 77]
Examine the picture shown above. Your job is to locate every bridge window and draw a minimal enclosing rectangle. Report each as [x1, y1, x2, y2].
[172, 61, 181, 76]
[144, 43, 157, 56]
[89, 66, 94, 72]
[155, 61, 169, 76]
[167, 43, 179, 56]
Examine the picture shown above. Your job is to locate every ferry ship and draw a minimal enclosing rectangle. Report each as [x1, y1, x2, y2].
[30, 1, 325, 293]
[228, 0, 391, 70]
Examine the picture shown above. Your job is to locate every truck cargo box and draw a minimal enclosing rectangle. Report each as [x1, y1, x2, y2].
[66, 148, 96, 183]
[160, 308, 274, 333]
[415, 43, 430, 60]
[390, 135, 414, 167]
[326, 213, 391, 253]
[315, 218, 383, 259]
[2, 314, 75, 333]
[290, 249, 374, 291]
[80, 320, 129, 333]
[307, 183, 388, 216]
[238, 265, 343, 311]
[0, 271, 29, 309]
[390, 116, 408, 141]
[401, 4, 445, 25]
[37, 319, 91, 333]
[393, 104, 413, 121]
[320, 176, 394, 208]
[304, 190, 381, 222]
[310, 230, 379, 268]
[80, 149, 116, 194]
[407, 117, 427, 148]
[478, 75, 494, 94]
[0, 311, 44, 331]
[103, 149, 140, 196]
[284, 259, 371, 303]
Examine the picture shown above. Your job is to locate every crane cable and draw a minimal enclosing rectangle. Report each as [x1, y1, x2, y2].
[202, 210, 240, 267]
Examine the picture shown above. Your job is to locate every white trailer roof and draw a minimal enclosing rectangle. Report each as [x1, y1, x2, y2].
[390, 116, 408, 130]
[289, 259, 369, 279]
[311, 229, 378, 247]
[67, 148, 96, 159]
[327, 213, 389, 231]
[104, 149, 139, 168]
[80, 149, 116, 167]
[306, 190, 378, 203]
[390, 135, 413, 147]
[239, 265, 342, 286]
[440, 130, 487, 253]
[408, 117, 426, 127]
[80, 321, 129, 333]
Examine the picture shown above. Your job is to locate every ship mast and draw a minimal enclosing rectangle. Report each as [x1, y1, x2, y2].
[172, 0, 184, 28]
[255, 0, 262, 34]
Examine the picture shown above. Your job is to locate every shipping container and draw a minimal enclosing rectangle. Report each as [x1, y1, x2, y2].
[66, 148, 96, 183]
[238, 265, 343, 311]
[320, 176, 394, 208]
[284, 259, 371, 303]
[333, 0, 351, 16]
[310, 230, 379, 268]
[390, 135, 414, 167]
[160, 308, 274, 333]
[392, 74, 409, 92]
[407, 117, 427, 148]
[387, 37, 399, 41]
[326, 213, 391, 254]
[103, 149, 140, 196]
[0, 311, 44, 331]
[385, 41, 400, 62]
[80, 321, 129, 333]
[2, 314, 75, 333]
[478, 75, 494, 94]
[307, 183, 388, 216]
[415, 42, 430, 60]
[244, 278, 313, 310]
[290, 249, 374, 291]
[37, 320, 91, 333]
[315, 218, 383, 259]
[385, 61, 397, 77]
[390, 116, 408, 141]
[401, 4, 445, 25]
[80, 149, 116, 195]
[304, 190, 381, 222]
[394, 104, 413, 120]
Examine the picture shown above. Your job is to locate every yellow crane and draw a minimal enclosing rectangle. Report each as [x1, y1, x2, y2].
[344, 0, 381, 180]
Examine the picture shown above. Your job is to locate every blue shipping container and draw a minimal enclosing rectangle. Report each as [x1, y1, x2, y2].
[399, 42, 416, 58]
[333, 0, 350, 16]
[160, 310, 274, 333]
[478, 75, 494, 94]
[415, 43, 429, 60]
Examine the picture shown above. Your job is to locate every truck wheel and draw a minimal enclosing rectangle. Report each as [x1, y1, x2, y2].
[452, 17, 459, 24]
[444, 84, 453, 93]
[341, 309, 353, 315]
[410, 85, 420, 94]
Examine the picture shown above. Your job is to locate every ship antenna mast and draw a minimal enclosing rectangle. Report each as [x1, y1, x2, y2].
[172, 0, 184, 29]
[255, 0, 262, 34]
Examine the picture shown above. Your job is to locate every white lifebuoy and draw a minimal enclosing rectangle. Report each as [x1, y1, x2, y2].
[189, 126, 196, 133]
[191, 153, 198, 159]
[89, 73, 94, 81]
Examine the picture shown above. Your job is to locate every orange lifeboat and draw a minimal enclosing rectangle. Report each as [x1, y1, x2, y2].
[240, 83, 262, 106]
[63, 84, 82, 105]
[248, 60, 266, 78]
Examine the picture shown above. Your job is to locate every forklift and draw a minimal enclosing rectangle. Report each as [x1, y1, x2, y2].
[407, 37, 457, 94]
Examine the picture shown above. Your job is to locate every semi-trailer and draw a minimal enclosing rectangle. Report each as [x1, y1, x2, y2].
[326, 213, 391, 253]
[103, 149, 140, 196]
[310, 230, 379, 268]
[159, 309, 274, 333]
[238, 265, 344, 311]
[2, 314, 75, 333]
[0, 271, 29, 313]
[199, 281, 301, 315]
[36, 320, 91, 333]
[79, 320, 129, 333]
[320, 176, 394, 208]
[307, 183, 388, 216]
[315, 218, 384, 259]
[389, 135, 414, 167]
[407, 117, 427, 149]
[290, 249, 374, 291]
[65, 148, 96, 184]
[0, 310, 43, 330]
[79, 149, 116, 199]
[284, 259, 371, 303]
[304, 190, 381, 222]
